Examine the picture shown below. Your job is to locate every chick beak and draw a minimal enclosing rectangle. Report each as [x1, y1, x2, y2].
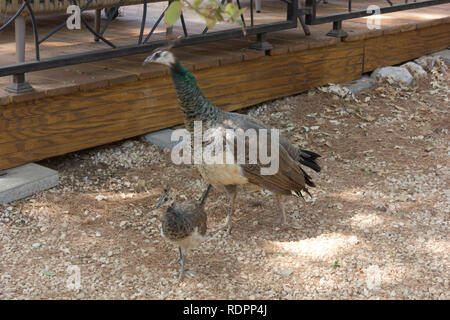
[156, 196, 164, 209]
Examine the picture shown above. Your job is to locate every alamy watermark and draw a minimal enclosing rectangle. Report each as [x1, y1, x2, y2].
[66, 265, 81, 290]
[66, 5, 81, 30]
[367, 5, 381, 30]
[170, 121, 280, 175]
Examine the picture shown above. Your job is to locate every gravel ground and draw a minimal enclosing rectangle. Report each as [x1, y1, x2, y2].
[0, 59, 449, 300]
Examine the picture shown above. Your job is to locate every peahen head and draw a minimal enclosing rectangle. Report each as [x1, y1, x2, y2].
[143, 49, 176, 68]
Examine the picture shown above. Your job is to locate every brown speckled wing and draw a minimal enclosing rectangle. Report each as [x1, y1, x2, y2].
[221, 112, 308, 195]
[226, 112, 320, 177]
[162, 202, 207, 241]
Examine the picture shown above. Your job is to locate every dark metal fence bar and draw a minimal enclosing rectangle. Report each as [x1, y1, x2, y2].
[236, 0, 246, 28]
[0, 2, 26, 32]
[24, 1, 40, 60]
[180, 13, 188, 37]
[99, 0, 124, 36]
[305, 0, 450, 25]
[138, 0, 148, 44]
[251, 0, 255, 26]
[143, 8, 167, 44]
[0, 0, 448, 90]
[0, 20, 296, 77]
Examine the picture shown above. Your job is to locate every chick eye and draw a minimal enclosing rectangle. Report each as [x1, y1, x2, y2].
[164, 196, 168, 201]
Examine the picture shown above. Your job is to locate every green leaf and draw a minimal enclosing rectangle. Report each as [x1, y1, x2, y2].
[205, 17, 217, 28]
[42, 270, 55, 276]
[225, 3, 235, 15]
[164, 1, 182, 26]
[192, 0, 203, 7]
[332, 259, 340, 269]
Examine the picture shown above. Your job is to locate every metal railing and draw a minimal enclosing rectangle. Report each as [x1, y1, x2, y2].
[300, 0, 450, 37]
[0, 0, 298, 92]
[0, 0, 449, 93]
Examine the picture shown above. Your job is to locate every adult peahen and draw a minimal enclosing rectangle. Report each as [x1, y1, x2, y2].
[144, 48, 321, 234]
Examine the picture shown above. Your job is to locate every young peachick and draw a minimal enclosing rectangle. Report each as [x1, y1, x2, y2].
[157, 185, 212, 280]
[145, 48, 321, 234]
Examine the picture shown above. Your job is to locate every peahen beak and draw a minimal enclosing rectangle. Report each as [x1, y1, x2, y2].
[142, 53, 155, 66]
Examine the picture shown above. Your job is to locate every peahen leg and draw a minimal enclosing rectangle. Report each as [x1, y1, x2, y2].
[224, 185, 237, 234]
[199, 184, 212, 207]
[275, 194, 287, 225]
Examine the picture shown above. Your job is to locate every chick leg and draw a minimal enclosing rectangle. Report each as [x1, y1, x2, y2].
[224, 185, 237, 235]
[275, 194, 287, 225]
[170, 246, 182, 265]
[178, 247, 187, 281]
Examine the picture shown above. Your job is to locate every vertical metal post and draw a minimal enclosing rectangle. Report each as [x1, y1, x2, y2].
[95, 9, 101, 42]
[304, 0, 315, 25]
[16, 16, 26, 63]
[250, 0, 254, 26]
[5, 15, 33, 93]
[256, 0, 262, 13]
[249, 32, 273, 51]
[326, 20, 348, 38]
[288, 0, 298, 21]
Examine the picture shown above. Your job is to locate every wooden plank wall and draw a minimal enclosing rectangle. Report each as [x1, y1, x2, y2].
[363, 23, 450, 72]
[0, 23, 449, 170]
[0, 42, 363, 170]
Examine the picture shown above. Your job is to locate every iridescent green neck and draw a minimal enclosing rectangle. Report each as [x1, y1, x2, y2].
[171, 61, 222, 120]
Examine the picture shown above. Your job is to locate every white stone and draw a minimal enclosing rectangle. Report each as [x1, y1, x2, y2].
[429, 49, 450, 65]
[0, 164, 58, 204]
[279, 269, 294, 276]
[371, 67, 415, 86]
[144, 129, 180, 150]
[414, 54, 447, 72]
[347, 76, 376, 93]
[401, 62, 427, 79]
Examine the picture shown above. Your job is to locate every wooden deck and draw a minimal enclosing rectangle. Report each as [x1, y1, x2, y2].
[0, 1, 449, 170]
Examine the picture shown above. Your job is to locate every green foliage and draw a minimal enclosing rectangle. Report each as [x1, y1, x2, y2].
[42, 269, 55, 276]
[165, 1, 183, 26]
[164, 0, 245, 33]
[333, 259, 340, 269]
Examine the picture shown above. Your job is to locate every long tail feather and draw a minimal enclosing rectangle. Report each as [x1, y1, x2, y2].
[298, 149, 321, 172]
[300, 167, 316, 188]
